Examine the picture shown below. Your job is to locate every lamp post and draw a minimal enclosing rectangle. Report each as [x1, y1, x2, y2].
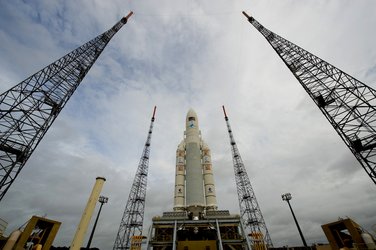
[86, 196, 108, 249]
[281, 193, 307, 247]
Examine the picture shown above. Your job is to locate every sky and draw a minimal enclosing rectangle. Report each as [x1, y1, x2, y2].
[1, 0, 376, 249]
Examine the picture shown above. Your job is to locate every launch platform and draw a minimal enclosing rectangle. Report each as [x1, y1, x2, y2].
[148, 210, 248, 250]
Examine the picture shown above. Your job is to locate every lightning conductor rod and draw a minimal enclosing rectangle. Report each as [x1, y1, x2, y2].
[113, 106, 156, 250]
[0, 11, 134, 202]
[125, 11, 134, 20]
[242, 11, 376, 185]
[222, 106, 273, 249]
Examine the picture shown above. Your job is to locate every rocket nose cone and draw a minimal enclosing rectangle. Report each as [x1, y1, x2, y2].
[187, 108, 197, 119]
[186, 108, 199, 129]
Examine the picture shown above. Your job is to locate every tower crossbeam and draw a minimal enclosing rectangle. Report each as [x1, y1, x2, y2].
[113, 106, 156, 250]
[0, 12, 133, 201]
[242, 11, 376, 185]
[222, 106, 273, 249]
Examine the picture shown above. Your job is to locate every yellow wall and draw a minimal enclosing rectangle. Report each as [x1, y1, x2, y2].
[316, 244, 332, 250]
[177, 240, 216, 250]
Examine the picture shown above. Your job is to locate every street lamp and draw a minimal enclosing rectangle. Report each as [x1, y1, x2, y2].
[86, 196, 109, 249]
[281, 193, 307, 247]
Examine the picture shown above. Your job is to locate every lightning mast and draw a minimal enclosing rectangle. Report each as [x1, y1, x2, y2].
[0, 12, 134, 202]
[242, 11, 376, 185]
[113, 106, 156, 250]
[222, 106, 273, 249]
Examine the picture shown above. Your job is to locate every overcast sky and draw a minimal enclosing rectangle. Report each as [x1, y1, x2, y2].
[1, 0, 376, 249]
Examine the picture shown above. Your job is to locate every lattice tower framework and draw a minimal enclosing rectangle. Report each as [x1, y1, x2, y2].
[0, 12, 133, 202]
[243, 11, 376, 185]
[222, 106, 273, 249]
[113, 106, 156, 250]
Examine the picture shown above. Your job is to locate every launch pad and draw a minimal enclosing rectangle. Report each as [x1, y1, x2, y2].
[148, 210, 248, 250]
[146, 109, 252, 250]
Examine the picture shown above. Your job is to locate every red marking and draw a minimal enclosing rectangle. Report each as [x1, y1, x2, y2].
[222, 105, 228, 118]
[125, 11, 134, 20]
[152, 106, 157, 119]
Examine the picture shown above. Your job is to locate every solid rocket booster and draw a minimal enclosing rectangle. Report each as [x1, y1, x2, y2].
[202, 143, 217, 211]
[173, 109, 218, 216]
[174, 141, 185, 211]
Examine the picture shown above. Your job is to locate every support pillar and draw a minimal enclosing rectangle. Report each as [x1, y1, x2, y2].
[70, 177, 106, 250]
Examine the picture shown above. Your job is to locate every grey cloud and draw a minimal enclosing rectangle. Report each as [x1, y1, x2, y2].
[1, 1, 376, 249]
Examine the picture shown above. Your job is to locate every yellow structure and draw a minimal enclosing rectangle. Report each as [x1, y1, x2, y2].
[177, 240, 217, 250]
[130, 235, 146, 250]
[321, 218, 376, 250]
[3, 216, 61, 250]
[70, 177, 106, 250]
[250, 232, 267, 250]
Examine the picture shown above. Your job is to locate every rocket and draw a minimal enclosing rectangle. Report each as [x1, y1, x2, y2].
[173, 109, 217, 218]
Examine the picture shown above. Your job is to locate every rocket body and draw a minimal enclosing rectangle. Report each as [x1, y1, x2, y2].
[173, 109, 217, 217]
[185, 109, 205, 209]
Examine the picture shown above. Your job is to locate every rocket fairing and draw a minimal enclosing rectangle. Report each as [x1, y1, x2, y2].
[173, 109, 218, 216]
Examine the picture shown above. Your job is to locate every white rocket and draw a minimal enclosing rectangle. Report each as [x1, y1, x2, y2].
[173, 109, 218, 217]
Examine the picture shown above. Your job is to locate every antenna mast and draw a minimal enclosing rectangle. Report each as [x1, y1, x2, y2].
[243, 11, 376, 185]
[114, 106, 156, 249]
[222, 106, 273, 249]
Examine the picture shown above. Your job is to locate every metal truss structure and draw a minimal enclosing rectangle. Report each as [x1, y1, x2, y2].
[243, 11, 376, 185]
[222, 106, 273, 249]
[113, 107, 156, 250]
[0, 12, 133, 202]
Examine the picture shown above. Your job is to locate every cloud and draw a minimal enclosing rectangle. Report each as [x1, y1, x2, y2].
[0, 0, 376, 249]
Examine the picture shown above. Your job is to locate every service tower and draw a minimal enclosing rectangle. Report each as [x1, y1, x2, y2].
[148, 109, 249, 250]
[174, 109, 218, 217]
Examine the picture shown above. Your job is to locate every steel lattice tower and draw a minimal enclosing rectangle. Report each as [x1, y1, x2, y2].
[243, 11, 376, 185]
[113, 106, 156, 250]
[222, 106, 273, 249]
[0, 12, 133, 202]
